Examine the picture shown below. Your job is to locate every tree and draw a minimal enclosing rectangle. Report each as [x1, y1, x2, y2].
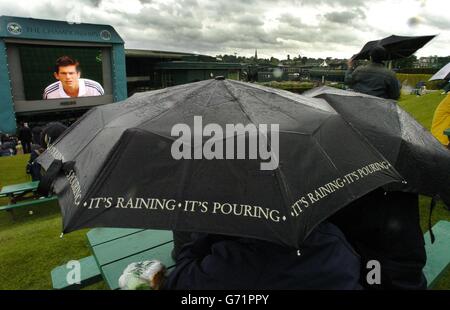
[392, 55, 417, 69]
[270, 57, 280, 65]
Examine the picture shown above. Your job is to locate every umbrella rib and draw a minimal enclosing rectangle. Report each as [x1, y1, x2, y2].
[136, 79, 217, 129]
[64, 131, 138, 230]
[230, 80, 336, 114]
[223, 80, 301, 247]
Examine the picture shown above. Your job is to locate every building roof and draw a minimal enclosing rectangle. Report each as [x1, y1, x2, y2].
[156, 61, 243, 70]
[125, 49, 202, 59]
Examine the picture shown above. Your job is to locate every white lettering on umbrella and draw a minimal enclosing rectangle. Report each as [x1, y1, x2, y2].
[66, 169, 82, 206]
[80, 161, 397, 224]
[47, 145, 66, 161]
[290, 161, 396, 216]
[83, 197, 285, 223]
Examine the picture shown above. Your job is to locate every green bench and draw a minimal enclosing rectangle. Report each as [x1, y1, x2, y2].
[0, 196, 58, 212]
[51, 221, 450, 290]
[88, 228, 175, 290]
[51, 228, 175, 290]
[0, 181, 58, 218]
[51, 256, 102, 290]
[0, 181, 40, 202]
[423, 221, 450, 288]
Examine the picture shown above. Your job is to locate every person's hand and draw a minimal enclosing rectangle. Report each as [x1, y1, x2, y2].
[118, 260, 167, 290]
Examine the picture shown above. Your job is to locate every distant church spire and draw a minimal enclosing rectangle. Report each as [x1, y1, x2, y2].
[255, 49, 258, 60]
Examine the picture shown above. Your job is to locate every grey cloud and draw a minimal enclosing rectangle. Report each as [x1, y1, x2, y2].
[81, 0, 102, 7]
[298, 0, 376, 7]
[231, 14, 265, 27]
[278, 13, 302, 26]
[421, 13, 450, 30]
[324, 11, 359, 24]
[0, 0, 447, 58]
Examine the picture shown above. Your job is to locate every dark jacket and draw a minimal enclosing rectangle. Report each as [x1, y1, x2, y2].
[32, 126, 43, 145]
[345, 63, 400, 100]
[27, 147, 45, 181]
[329, 189, 427, 290]
[163, 222, 362, 290]
[18, 126, 32, 143]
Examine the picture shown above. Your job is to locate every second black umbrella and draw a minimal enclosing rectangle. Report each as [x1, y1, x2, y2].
[352, 34, 436, 61]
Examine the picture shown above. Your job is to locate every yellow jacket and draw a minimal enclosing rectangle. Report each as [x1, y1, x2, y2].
[431, 94, 450, 146]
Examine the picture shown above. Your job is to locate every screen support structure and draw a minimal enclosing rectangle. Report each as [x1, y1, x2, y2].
[0, 40, 16, 134]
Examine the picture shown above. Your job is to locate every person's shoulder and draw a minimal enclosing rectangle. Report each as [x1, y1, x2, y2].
[82, 78, 102, 86]
[83, 79, 104, 94]
[368, 64, 396, 78]
[43, 81, 60, 99]
[352, 65, 367, 74]
[43, 82, 60, 93]
[83, 79, 104, 89]
[439, 94, 450, 107]
[385, 69, 398, 80]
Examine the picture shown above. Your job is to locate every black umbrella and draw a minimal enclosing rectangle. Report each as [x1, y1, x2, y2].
[37, 79, 402, 248]
[305, 86, 450, 202]
[351, 34, 436, 61]
[41, 122, 68, 148]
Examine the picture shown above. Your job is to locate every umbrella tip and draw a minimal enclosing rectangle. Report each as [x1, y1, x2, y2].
[215, 76, 225, 80]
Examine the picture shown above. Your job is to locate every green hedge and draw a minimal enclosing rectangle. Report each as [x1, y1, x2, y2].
[396, 68, 438, 74]
[258, 81, 315, 93]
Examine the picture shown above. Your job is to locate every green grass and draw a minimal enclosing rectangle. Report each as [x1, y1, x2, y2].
[0, 155, 107, 290]
[0, 92, 449, 289]
[398, 92, 445, 130]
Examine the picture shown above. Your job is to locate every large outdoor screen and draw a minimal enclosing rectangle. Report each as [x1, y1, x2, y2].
[18, 45, 104, 100]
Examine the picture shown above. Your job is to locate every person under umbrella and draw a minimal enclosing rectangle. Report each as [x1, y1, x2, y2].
[345, 45, 400, 100]
[18, 122, 32, 154]
[32, 125, 43, 145]
[40, 122, 69, 148]
[431, 94, 450, 150]
[329, 188, 427, 289]
[305, 86, 450, 288]
[28, 122, 68, 181]
[163, 221, 362, 290]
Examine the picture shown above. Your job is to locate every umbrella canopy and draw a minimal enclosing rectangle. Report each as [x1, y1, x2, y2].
[429, 62, 450, 81]
[37, 79, 403, 248]
[352, 34, 436, 61]
[305, 86, 450, 201]
[41, 122, 68, 148]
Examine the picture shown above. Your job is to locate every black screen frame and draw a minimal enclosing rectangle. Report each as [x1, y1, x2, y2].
[6, 39, 113, 114]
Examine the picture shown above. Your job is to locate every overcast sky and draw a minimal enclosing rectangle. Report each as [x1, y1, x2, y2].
[0, 0, 449, 59]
